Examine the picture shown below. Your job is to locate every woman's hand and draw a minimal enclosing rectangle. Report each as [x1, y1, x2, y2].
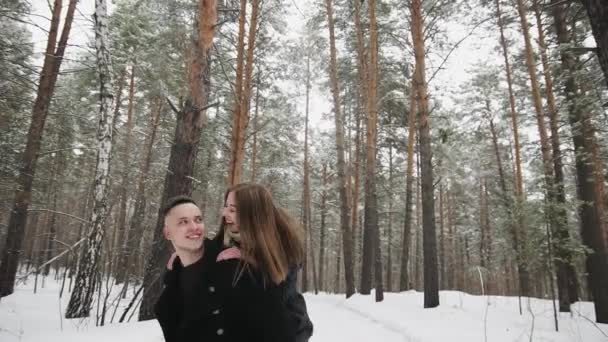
[167, 252, 178, 270]
[217, 247, 241, 261]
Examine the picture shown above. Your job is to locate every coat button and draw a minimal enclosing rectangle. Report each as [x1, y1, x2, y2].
[217, 328, 224, 335]
[213, 309, 220, 315]
[209, 286, 215, 293]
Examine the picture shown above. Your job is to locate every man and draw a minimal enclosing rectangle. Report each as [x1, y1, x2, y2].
[155, 195, 313, 342]
[154, 195, 220, 342]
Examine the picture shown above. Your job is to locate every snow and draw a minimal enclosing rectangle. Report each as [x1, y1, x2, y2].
[1, 276, 607, 342]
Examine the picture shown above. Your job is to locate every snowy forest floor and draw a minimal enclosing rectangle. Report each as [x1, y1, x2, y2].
[1, 274, 607, 342]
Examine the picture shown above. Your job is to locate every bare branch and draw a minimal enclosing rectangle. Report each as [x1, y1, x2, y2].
[17, 237, 86, 280]
[27, 208, 90, 224]
[166, 97, 180, 115]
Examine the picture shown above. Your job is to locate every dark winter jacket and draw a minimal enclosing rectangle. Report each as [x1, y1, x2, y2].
[154, 238, 313, 342]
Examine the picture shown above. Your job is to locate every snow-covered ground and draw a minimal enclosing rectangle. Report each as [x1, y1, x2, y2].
[1, 275, 607, 342]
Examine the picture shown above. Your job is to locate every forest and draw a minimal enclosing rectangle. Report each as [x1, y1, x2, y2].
[0, 0, 607, 332]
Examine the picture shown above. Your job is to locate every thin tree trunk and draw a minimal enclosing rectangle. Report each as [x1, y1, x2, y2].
[319, 163, 328, 291]
[447, 188, 455, 290]
[439, 184, 445, 290]
[352, 0, 364, 291]
[399, 75, 417, 291]
[43, 155, 61, 276]
[0, 0, 77, 297]
[302, 52, 311, 292]
[386, 145, 393, 292]
[115, 62, 136, 284]
[228, 0, 259, 186]
[415, 143, 422, 290]
[324, 0, 355, 298]
[139, 0, 216, 320]
[479, 179, 486, 269]
[250, 72, 260, 182]
[122, 96, 163, 296]
[495, 0, 530, 298]
[65, 0, 115, 318]
[411, 0, 439, 308]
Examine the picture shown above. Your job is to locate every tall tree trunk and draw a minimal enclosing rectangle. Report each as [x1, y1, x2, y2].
[495, 0, 530, 298]
[122, 96, 162, 295]
[386, 145, 393, 291]
[0, 0, 77, 297]
[439, 184, 445, 289]
[43, 151, 63, 276]
[415, 143, 422, 290]
[360, 0, 383, 302]
[399, 76, 417, 291]
[139, 0, 216, 320]
[115, 62, 136, 284]
[352, 0, 365, 290]
[479, 179, 486, 269]
[324, 0, 355, 298]
[533, 0, 579, 311]
[552, 0, 608, 323]
[250, 72, 260, 182]
[301, 53, 311, 292]
[411, 0, 439, 308]
[447, 189, 455, 290]
[580, 0, 608, 89]
[228, 0, 259, 186]
[483, 179, 492, 283]
[319, 163, 328, 291]
[65, 0, 115, 318]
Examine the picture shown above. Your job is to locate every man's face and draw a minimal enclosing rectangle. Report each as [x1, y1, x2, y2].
[164, 203, 204, 252]
[222, 191, 239, 233]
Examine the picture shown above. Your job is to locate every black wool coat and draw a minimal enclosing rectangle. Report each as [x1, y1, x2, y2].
[154, 238, 313, 342]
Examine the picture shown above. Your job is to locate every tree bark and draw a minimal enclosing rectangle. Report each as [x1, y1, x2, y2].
[319, 163, 328, 291]
[552, 0, 608, 323]
[301, 52, 311, 292]
[411, 0, 439, 308]
[0, 0, 77, 297]
[324, 0, 355, 298]
[580, 0, 608, 89]
[399, 76, 417, 291]
[361, 0, 383, 302]
[439, 184, 445, 290]
[115, 62, 136, 284]
[65, 0, 115, 318]
[139, 0, 216, 320]
[386, 145, 393, 292]
[228, 0, 259, 186]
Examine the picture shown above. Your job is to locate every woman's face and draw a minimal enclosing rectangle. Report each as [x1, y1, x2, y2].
[222, 191, 239, 233]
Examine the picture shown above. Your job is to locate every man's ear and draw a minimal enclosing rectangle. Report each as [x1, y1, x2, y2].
[163, 225, 170, 240]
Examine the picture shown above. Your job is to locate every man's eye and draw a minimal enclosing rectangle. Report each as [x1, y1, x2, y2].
[195, 217, 203, 223]
[179, 220, 187, 225]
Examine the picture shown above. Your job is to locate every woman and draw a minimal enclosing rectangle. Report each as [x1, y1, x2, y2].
[156, 183, 313, 342]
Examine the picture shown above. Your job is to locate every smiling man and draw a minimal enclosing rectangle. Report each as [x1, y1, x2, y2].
[155, 195, 222, 342]
[162, 196, 205, 267]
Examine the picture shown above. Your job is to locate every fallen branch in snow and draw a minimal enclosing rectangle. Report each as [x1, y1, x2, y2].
[119, 282, 145, 323]
[572, 308, 608, 338]
[527, 297, 535, 342]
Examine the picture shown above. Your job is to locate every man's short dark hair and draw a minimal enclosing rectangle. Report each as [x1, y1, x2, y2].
[162, 195, 197, 217]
